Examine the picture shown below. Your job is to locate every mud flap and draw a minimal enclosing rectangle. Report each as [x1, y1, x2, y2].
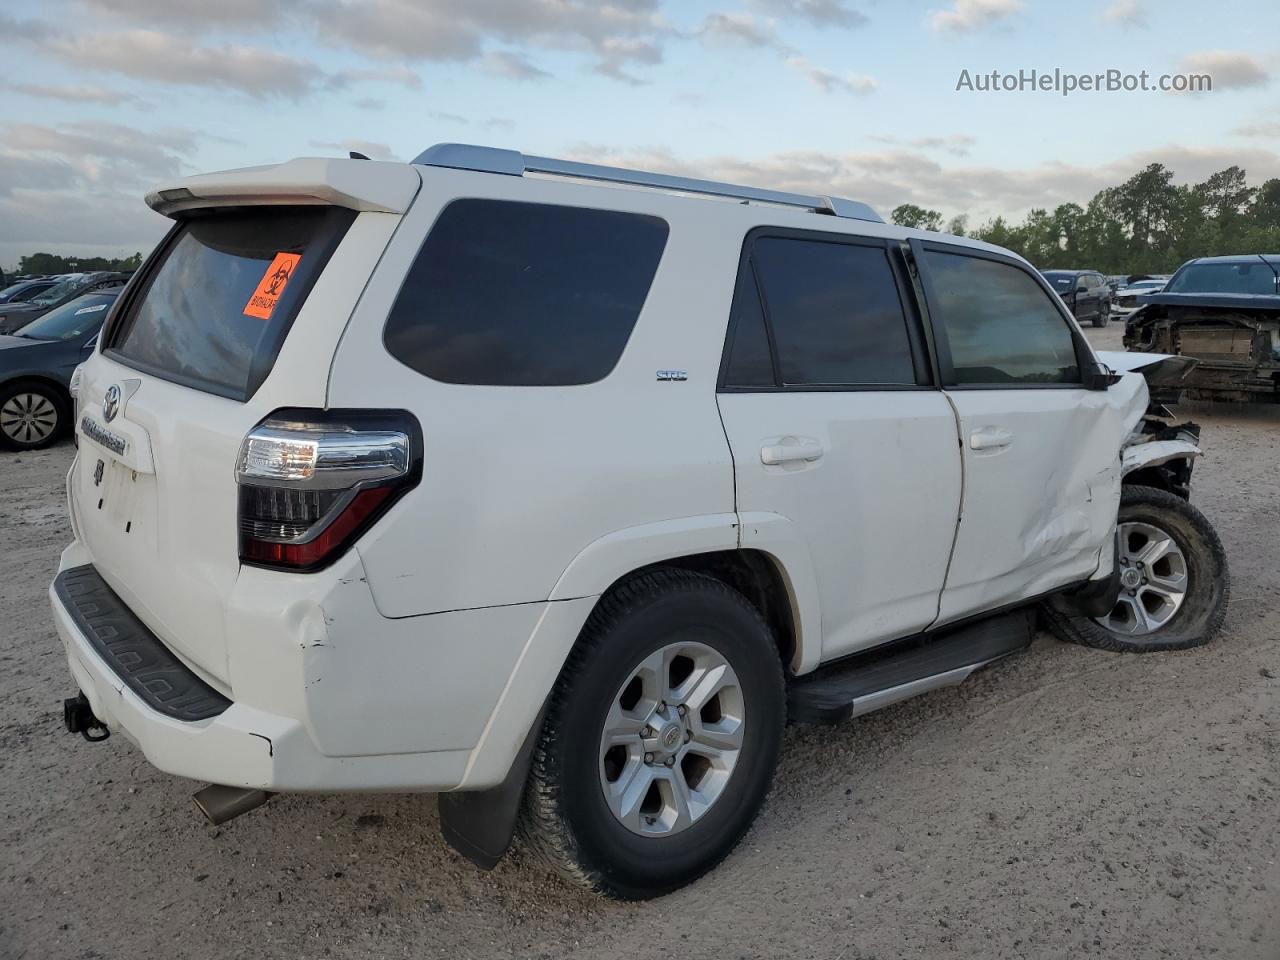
[438, 705, 545, 870]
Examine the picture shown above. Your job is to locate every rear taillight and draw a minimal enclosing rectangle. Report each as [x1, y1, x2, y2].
[235, 409, 421, 571]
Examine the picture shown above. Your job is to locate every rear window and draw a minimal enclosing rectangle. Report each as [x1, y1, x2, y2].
[383, 199, 669, 386]
[105, 206, 355, 401]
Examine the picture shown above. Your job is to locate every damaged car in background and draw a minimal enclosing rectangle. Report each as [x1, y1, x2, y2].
[1125, 254, 1280, 403]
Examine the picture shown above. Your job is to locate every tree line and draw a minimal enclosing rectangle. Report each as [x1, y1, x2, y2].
[891, 164, 1280, 275]
[7, 251, 144, 277]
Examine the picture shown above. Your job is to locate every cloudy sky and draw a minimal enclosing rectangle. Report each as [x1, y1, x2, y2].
[2, 0, 1278, 268]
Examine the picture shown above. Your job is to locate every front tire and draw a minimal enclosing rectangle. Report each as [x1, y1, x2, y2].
[1043, 485, 1229, 652]
[0, 380, 70, 451]
[519, 568, 785, 899]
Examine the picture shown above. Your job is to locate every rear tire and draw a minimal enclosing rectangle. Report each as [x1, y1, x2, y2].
[1043, 485, 1229, 652]
[0, 380, 69, 451]
[518, 568, 785, 899]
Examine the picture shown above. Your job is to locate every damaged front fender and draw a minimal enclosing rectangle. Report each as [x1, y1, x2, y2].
[1122, 437, 1202, 476]
[1120, 421, 1201, 500]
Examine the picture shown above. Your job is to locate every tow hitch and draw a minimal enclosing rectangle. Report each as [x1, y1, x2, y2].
[63, 691, 110, 742]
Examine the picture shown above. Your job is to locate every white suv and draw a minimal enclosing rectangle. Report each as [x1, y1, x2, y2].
[50, 144, 1228, 899]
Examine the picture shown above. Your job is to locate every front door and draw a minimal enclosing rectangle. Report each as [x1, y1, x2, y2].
[717, 229, 963, 660]
[911, 241, 1138, 625]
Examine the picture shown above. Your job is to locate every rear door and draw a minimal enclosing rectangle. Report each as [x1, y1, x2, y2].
[911, 241, 1135, 625]
[1086, 273, 1106, 320]
[1070, 274, 1090, 321]
[717, 229, 963, 661]
[72, 204, 381, 686]
[1092, 274, 1110, 317]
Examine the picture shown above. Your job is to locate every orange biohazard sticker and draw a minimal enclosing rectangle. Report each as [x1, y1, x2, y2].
[244, 252, 302, 320]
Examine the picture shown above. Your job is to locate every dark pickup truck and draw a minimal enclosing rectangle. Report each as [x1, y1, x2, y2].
[1124, 254, 1280, 403]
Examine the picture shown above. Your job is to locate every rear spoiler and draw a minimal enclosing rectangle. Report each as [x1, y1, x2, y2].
[145, 157, 422, 218]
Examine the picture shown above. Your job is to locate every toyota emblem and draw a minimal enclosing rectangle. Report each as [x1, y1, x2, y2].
[103, 384, 121, 423]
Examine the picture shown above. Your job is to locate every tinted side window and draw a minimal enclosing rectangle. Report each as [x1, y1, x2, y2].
[384, 199, 668, 387]
[722, 270, 775, 388]
[751, 238, 916, 386]
[923, 251, 1080, 385]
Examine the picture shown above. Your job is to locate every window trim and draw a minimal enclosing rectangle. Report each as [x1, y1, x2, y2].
[717, 226, 935, 394]
[909, 238, 1094, 391]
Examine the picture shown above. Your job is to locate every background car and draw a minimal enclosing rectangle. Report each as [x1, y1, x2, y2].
[0, 271, 131, 334]
[1124, 254, 1280, 402]
[1111, 277, 1168, 321]
[0, 287, 121, 450]
[1040, 269, 1111, 326]
[0, 278, 58, 304]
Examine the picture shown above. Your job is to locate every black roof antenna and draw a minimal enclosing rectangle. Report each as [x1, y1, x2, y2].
[348, 151, 371, 160]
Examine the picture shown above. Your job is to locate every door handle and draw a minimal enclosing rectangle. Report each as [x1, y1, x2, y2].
[761, 437, 825, 465]
[969, 427, 1013, 451]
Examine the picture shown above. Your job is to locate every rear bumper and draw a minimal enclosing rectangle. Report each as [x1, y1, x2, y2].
[48, 542, 595, 793]
[50, 562, 471, 791]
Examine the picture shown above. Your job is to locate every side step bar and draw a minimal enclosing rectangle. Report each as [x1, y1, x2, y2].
[788, 607, 1035, 724]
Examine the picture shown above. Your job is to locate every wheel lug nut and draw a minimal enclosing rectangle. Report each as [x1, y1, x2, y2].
[664, 757, 675, 767]
[644, 752, 654, 764]
[677, 704, 687, 716]
[684, 730, 692, 742]
[657, 702, 667, 712]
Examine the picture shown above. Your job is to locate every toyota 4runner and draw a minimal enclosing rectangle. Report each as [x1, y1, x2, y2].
[50, 144, 1229, 899]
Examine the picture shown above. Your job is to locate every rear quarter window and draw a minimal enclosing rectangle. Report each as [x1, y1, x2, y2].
[104, 206, 355, 401]
[383, 199, 669, 386]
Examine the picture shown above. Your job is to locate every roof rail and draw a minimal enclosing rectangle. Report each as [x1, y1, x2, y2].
[412, 143, 883, 224]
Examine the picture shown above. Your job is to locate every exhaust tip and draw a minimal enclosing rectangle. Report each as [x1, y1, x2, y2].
[193, 784, 271, 825]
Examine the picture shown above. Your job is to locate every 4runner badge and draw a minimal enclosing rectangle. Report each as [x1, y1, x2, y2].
[102, 384, 121, 423]
[656, 370, 688, 382]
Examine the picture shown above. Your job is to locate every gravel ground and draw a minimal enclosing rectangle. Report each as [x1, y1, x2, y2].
[2, 325, 1278, 960]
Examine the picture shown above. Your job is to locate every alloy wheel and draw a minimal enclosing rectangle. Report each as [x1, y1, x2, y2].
[598, 641, 745, 836]
[1095, 521, 1189, 636]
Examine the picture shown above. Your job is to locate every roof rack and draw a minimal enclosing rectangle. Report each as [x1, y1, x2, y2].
[412, 143, 883, 224]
